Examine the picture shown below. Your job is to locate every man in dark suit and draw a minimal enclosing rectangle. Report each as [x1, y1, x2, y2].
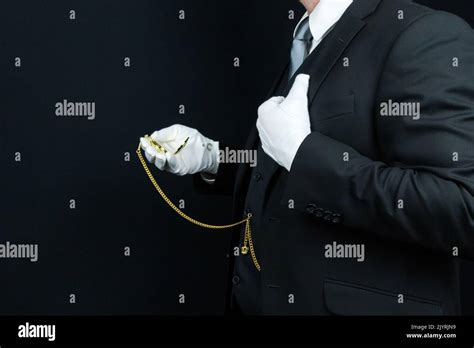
[140, 0, 474, 315]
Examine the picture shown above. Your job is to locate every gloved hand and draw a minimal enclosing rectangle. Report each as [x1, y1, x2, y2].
[140, 124, 220, 176]
[256, 74, 312, 171]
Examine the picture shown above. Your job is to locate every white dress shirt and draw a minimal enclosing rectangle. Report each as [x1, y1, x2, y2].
[294, 0, 353, 54]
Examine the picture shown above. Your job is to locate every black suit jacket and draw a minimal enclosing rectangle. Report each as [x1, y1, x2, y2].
[196, 0, 474, 315]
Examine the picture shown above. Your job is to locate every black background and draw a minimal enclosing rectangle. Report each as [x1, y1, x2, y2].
[0, 0, 473, 315]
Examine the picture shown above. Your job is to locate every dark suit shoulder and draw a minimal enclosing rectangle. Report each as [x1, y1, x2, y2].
[402, 10, 472, 39]
[388, 9, 474, 59]
[374, 0, 433, 30]
[367, 0, 472, 55]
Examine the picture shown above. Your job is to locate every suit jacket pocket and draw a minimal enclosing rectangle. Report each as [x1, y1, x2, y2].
[312, 94, 354, 122]
[323, 278, 443, 316]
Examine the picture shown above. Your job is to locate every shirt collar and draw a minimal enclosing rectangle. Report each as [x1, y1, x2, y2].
[294, 0, 353, 43]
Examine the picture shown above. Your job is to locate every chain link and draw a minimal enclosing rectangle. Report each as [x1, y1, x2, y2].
[136, 144, 261, 271]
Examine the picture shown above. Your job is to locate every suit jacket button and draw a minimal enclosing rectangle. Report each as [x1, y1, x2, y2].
[332, 214, 343, 224]
[323, 211, 333, 221]
[315, 208, 324, 218]
[253, 172, 263, 182]
[232, 275, 240, 285]
[306, 204, 317, 214]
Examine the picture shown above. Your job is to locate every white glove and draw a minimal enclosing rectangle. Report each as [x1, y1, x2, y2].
[140, 124, 220, 176]
[256, 74, 312, 172]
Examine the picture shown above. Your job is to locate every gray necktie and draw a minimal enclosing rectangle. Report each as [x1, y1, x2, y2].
[289, 17, 313, 80]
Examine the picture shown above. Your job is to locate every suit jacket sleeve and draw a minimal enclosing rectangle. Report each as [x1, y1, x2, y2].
[283, 12, 474, 258]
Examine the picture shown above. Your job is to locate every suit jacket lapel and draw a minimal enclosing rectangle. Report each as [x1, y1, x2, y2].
[283, 0, 382, 106]
[233, 0, 382, 201]
[284, 15, 365, 106]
